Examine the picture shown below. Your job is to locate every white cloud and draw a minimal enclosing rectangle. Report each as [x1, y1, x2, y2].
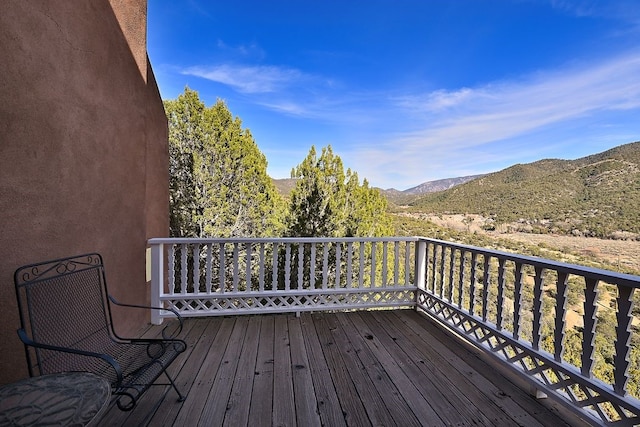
[347, 51, 640, 188]
[216, 39, 266, 59]
[255, 100, 309, 116]
[548, 0, 640, 22]
[182, 64, 306, 94]
[179, 51, 640, 189]
[400, 52, 640, 145]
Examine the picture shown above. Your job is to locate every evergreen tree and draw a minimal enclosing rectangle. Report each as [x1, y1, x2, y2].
[288, 145, 392, 237]
[164, 88, 284, 237]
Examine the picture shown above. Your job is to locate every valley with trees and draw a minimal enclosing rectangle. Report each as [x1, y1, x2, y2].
[165, 88, 639, 403]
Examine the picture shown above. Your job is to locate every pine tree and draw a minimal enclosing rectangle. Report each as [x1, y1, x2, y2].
[164, 88, 285, 238]
[288, 145, 392, 237]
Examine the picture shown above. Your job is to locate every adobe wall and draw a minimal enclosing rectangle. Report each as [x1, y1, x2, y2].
[0, 0, 169, 384]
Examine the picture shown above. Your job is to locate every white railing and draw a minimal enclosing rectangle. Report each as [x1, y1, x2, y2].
[418, 238, 640, 426]
[148, 237, 419, 320]
[148, 236, 639, 425]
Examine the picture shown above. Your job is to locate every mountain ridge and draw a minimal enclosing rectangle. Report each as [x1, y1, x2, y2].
[408, 141, 640, 238]
[273, 141, 640, 239]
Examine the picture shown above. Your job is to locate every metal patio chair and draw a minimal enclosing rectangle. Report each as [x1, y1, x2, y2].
[14, 253, 187, 411]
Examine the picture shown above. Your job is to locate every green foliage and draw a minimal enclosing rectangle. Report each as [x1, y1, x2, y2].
[288, 145, 392, 237]
[164, 88, 285, 237]
[410, 141, 640, 238]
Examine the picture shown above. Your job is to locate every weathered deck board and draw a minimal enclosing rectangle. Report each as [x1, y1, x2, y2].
[98, 310, 579, 426]
[345, 311, 449, 424]
[398, 310, 571, 426]
[272, 314, 297, 426]
[224, 315, 261, 426]
[247, 315, 274, 427]
[287, 315, 321, 427]
[388, 310, 546, 426]
[299, 312, 349, 427]
[327, 312, 421, 427]
[378, 310, 513, 425]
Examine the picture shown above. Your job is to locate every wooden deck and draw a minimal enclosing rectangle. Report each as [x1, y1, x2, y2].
[97, 310, 582, 426]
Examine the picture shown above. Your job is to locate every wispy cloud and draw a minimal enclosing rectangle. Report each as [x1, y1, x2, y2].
[182, 64, 307, 94]
[216, 40, 266, 59]
[255, 100, 310, 116]
[346, 51, 640, 188]
[393, 52, 640, 146]
[548, 0, 640, 22]
[180, 51, 640, 189]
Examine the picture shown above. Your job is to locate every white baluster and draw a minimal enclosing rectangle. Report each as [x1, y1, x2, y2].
[554, 272, 569, 362]
[193, 244, 200, 294]
[298, 243, 304, 290]
[180, 243, 188, 294]
[285, 243, 291, 291]
[581, 278, 599, 377]
[346, 242, 353, 288]
[246, 243, 253, 292]
[482, 255, 490, 322]
[613, 285, 634, 395]
[205, 244, 213, 293]
[532, 266, 544, 351]
[496, 258, 506, 331]
[513, 263, 524, 340]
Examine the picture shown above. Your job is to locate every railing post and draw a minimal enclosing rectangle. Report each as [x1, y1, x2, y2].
[415, 240, 427, 306]
[150, 242, 164, 325]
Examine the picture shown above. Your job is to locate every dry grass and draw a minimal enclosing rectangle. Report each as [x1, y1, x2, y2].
[417, 213, 640, 275]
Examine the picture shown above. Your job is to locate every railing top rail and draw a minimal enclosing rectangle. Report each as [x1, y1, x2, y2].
[148, 235, 640, 287]
[419, 236, 640, 288]
[148, 236, 421, 245]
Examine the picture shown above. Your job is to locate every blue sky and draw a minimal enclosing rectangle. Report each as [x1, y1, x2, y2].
[148, 0, 640, 190]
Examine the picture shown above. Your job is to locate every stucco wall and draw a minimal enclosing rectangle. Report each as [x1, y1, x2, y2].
[0, 0, 169, 384]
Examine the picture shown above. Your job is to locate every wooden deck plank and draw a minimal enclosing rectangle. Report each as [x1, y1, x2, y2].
[247, 315, 274, 427]
[334, 312, 423, 427]
[198, 316, 249, 426]
[171, 317, 236, 425]
[376, 310, 490, 425]
[356, 310, 469, 425]
[299, 314, 348, 427]
[345, 311, 444, 424]
[319, 313, 399, 426]
[224, 315, 262, 426]
[272, 314, 296, 426]
[399, 309, 573, 426]
[373, 310, 501, 426]
[98, 310, 580, 426]
[151, 317, 227, 426]
[311, 314, 372, 426]
[385, 311, 526, 423]
[287, 315, 322, 427]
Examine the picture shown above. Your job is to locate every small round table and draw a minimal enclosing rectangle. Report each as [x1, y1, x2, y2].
[0, 372, 111, 426]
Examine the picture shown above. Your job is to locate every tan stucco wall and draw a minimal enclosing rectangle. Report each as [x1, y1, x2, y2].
[0, 0, 169, 384]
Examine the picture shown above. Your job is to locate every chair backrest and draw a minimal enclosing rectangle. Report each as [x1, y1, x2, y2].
[14, 253, 113, 376]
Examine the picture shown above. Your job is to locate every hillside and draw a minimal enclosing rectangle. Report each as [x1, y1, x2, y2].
[278, 175, 484, 201]
[403, 174, 485, 194]
[272, 178, 297, 197]
[409, 141, 640, 239]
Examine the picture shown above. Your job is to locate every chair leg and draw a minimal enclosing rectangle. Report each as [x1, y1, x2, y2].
[164, 370, 186, 402]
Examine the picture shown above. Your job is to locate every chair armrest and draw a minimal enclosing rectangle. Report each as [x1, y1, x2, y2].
[108, 295, 183, 339]
[17, 328, 123, 385]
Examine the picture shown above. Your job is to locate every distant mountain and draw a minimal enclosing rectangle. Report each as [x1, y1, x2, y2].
[409, 141, 640, 238]
[403, 175, 485, 195]
[272, 178, 297, 197]
[273, 175, 481, 200]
